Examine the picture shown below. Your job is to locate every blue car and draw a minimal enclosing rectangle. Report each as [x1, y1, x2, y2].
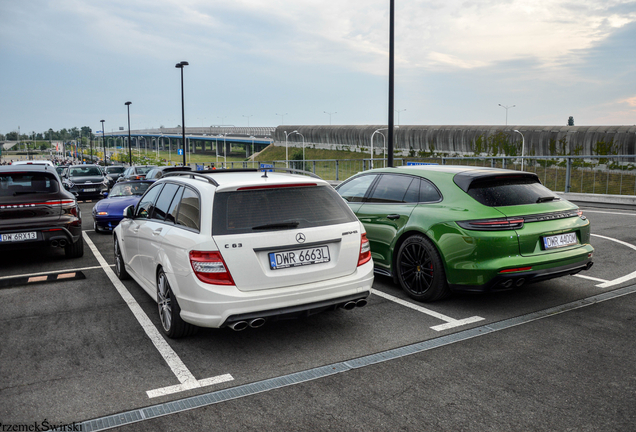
[92, 180, 153, 232]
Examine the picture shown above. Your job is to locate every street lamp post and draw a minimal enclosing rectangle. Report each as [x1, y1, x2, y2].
[283, 131, 291, 168]
[395, 109, 406, 126]
[175, 61, 189, 167]
[498, 104, 515, 126]
[242, 115, 253, 128]
[100, 120, 107, 166]
[125, 102, 133, 166]
[371, 128, 388, 169]
[289, 130, 304, 169]
[276, 113, 288, 125]
[323, 111, 337, 125]
[513, 129, 525, 171]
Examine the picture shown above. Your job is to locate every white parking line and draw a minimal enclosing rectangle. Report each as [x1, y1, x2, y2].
[83, 234, 234, 398]
[371, 289, 484, 331]
[589, 233, 636, 288]
[574, 274, 609, 284]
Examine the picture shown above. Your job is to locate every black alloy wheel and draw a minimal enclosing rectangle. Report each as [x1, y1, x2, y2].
[396, 234, 450, 302]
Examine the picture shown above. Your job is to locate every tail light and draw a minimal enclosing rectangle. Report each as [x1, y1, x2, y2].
[456, 217, 524, 231]
[357, 233, 371, 267]
[189, 251, 235, 285]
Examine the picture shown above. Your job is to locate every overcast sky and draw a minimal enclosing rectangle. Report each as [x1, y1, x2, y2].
[1, 0, 635, 135]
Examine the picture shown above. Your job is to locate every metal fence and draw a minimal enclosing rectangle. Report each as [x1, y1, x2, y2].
[200, 155, 636, 196]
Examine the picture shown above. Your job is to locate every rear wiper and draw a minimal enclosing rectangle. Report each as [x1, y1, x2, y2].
[252, 221, 300, 230]
[536, 196, 559, 203]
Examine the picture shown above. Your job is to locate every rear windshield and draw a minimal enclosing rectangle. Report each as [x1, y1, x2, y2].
[136, 166, 156, 175]
[0, 172, 59, 196]
[212, 185, 357, 235]
[466, 177, 559, 206]
[107, 166, 126, 174]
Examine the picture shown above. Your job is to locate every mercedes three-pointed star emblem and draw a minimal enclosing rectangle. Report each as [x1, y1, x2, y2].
[296, 233, 306, 243]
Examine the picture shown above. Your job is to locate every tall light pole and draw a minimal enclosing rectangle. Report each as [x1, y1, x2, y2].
[323, 111, 337, 125]
[283, 130, 291, 167]
[513, 129, 525, 171]
[125, 102, 133, 166]
[175, 61, 189, 167]
[290, 130, 305, 168]
[218, 116, 227, 126]
[371, 128, 388, 169]
[395, 109, 406, 126]
[276, 113, 288, 125]
[498, 104, 515, 126]
[100, 120, 106, 166]
[242, 114, 253, 128]
[387, 0, 395, 167]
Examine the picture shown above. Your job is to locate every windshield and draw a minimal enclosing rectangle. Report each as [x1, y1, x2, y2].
[69, 166, 103, 177]
[106, 166, 126, 174]
[136, 166, 156, 175]
[109, 182, 152, 197]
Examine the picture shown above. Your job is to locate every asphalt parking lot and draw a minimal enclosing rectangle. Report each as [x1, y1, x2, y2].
[1, 201, 635, 431]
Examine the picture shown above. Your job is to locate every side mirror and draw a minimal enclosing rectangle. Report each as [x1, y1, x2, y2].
[102, 192, 109, 198]
[123, 205, 135, 219]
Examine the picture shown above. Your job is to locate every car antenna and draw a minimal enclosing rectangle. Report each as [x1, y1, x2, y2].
[261, 168, 268, 178]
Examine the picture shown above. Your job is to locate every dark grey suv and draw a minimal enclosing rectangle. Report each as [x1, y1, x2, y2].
[0, 165, 83, 258]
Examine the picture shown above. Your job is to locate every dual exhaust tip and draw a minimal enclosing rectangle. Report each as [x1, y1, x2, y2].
[501, 278, 526, 289]
[227, 298, 369, 331]
[50, 239, 68, 248]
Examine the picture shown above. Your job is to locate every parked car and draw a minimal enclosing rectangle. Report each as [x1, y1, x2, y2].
[92, 180, 154, 232]
[63, 164, 109, 198]
[335, 165, 594, 301]
[11, 160, 55, 167]
[116, 165, 157, 183]
[113, 169, 373, 338]
[104, 165, 127, 188]
[144, 166, 192, 181]
[0, 164, 83, 257]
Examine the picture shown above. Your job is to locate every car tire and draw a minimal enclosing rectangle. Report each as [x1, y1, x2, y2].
[113, 235, 130, 280]
[94, 221, 101, 233]
[64, 233, 84, 258]
[395, 234, 450, 302]
[157, 269, 198, 339]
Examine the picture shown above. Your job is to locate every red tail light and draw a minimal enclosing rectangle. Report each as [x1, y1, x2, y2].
[457, 217, 524, 231]
[358, 233, 371, 267]
[189, 251, 235, 285]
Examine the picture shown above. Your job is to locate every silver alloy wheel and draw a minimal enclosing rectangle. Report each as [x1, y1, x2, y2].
[157, 271, 172, 332]
[114, 239, 122, 273]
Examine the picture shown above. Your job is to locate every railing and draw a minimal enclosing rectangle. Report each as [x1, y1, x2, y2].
[192, 155, 636, 196]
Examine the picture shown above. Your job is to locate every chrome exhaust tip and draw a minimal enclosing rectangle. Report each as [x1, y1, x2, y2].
[229, 321, 248, 331]
[249, 318, 266, 328]
[515, 278, 526, 287]
[58, 239, 67, 248]
[50, 240, 59, 247]
[342, 301, 357, 310]
[501, 279, 513, 289]
[355, 299, 368, 308]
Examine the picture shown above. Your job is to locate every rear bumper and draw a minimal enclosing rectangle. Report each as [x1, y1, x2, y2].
[449, 257, 594, 293]
[172, 260, 375, 328]
[0, 224, 83, 250]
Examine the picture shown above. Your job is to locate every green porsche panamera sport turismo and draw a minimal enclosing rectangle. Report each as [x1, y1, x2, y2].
[335, 165, 594, 302]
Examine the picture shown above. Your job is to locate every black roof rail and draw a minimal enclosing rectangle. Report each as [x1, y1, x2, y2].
[258, 167, 323, 179]
[162, 172, 219, 186]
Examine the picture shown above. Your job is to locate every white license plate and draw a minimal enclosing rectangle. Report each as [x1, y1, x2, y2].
[1, 231, 37, 242]
[543, 232, 578, 249]
[269, 246, 330, 270]
[83, 188, 97, 192]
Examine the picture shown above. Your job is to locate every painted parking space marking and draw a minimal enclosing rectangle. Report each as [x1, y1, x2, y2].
[574, 274, 609, 284]
[77, 283, 636, 432]
[83, 234, 234, 398]
[589, 233, 636, 288]
[371, 288, 484, 331]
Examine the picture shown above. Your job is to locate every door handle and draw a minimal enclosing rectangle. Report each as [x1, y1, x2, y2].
[152, 228, 163, 236]
[387, 214, 400, 220]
